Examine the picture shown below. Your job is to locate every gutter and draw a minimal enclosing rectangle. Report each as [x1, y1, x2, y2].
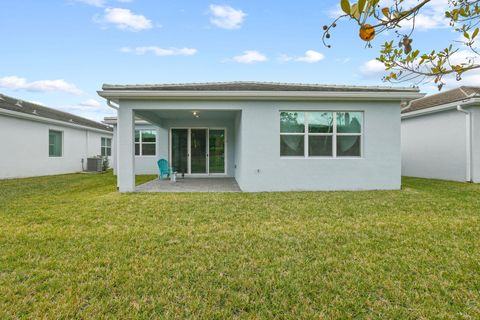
[457, 105, 473, 182]
[97, 90, 424, 103]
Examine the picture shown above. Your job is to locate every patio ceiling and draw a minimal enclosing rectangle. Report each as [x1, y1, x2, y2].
[135, 109, 238, 125]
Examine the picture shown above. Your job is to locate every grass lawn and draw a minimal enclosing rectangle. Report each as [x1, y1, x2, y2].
[1, 173, 479, 319]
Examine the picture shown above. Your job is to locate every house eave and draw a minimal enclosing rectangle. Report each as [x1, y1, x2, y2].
[401, 97, 480, 119]
[97, 90, 424, 104]
[0, 108, 113, 134]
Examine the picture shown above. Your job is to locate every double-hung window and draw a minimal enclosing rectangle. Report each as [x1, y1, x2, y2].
[135, 129, 156, 156]
[101, 137, 112, 157]
[280, 111, 362, 157]
[49, 130, 63, 157]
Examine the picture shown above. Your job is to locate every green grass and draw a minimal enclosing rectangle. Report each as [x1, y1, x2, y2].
[0, 173, 479, 319]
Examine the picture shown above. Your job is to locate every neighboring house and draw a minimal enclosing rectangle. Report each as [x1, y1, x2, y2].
[98, 81, 422, 192]
[0, 93, 113, 179]
[401, 86, 480, 183]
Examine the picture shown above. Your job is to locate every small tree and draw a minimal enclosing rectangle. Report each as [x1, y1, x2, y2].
[323, 0, 480, 90]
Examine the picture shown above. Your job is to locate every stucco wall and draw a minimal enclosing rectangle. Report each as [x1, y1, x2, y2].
[401, 109, 467, 182]
[116, 99, 401, 191]
[238, 101, 401, 191]
[113, 119, 236, 176]
[0, 114, 113, 179]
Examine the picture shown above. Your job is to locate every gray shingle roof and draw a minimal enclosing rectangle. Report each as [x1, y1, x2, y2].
[0, 93, 112, 132]
[102, 81, 419, 93]
[402, 86, 480, 113]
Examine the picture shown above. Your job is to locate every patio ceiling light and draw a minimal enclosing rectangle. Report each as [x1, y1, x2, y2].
[192, 111, 200, 118]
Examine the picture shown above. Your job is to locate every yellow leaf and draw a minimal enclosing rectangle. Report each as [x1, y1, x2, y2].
[351, 4, 360, 19]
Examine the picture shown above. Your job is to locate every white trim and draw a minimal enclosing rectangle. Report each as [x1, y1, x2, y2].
[48, 129, 63, 158]
[101, 136, 112, 157]
[0, 108, 113, 134]
[98, 90, 423, 103]
[134, 129, 157, 157]
[103, 117, 151, 125]
[457, 105, 473, 182]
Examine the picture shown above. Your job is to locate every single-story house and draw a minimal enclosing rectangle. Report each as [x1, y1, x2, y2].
[401, 86, 480, 183]
[98, 81, 423, 192]
[0, 93, 113, 179]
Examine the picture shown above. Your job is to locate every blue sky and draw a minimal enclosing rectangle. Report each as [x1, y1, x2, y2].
[0, 0, 467, 121]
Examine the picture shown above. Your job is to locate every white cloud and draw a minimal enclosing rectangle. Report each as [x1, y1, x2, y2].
[209, 4, 246, 29]
[58, 105, 116, 122]
[279, 50, 325, 63]
[98, 8, 153, 31]
[121, 46, 197, 56]
[79, 99, 102, 108]
[73, 0, 106, 6]
[360, 59, 386, 76]
[72, 0, 134, 6]
[56, 99, 114, 122]
[232, 50, 267, 64]
[382, 0, 449, 30]
[0, 76, 83, 95]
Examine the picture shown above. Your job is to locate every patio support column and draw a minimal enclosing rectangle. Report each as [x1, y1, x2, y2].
[117, 106, 135, 192]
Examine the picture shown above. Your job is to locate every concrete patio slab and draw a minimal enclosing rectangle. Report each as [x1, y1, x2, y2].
[136, 177, 241, 192]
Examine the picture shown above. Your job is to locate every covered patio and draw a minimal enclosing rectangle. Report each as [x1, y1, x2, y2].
[136, 177, 241, 192]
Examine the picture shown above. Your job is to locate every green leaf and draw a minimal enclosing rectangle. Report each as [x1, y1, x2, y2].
[473, 28, 479, 39]
[464, 30, 470, 39]
[358, 0, 366, 13]
[341, 0, 351, 15]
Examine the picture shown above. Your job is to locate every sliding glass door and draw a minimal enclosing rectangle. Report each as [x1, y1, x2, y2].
[209, 129, 225, 174]
[171, 129, 188, 175]
[170, 128, 225, 175]
[190, 129, 208, 174]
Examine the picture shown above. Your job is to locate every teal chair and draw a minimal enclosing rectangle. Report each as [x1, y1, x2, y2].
[157, 159, 174, 180]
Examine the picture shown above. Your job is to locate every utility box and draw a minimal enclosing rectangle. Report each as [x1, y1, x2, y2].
[86, 158, 103, 172]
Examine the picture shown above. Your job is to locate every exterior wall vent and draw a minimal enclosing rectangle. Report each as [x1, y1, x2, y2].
[15, 100, 23, 108]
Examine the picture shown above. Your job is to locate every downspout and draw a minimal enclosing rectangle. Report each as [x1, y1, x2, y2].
[457, 105, 472, 182]
[107, 99, 119, 110]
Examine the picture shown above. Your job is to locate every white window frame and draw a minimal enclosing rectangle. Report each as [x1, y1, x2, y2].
[280, 111, 363, 158]
[101, 137, 112, 157]
[135, 129, 157, 157]
[48, 129, 63, 158]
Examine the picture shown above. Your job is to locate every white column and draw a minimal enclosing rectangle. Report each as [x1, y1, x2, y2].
[117, 106, 135, 192]
[112, 126, 117, 175]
